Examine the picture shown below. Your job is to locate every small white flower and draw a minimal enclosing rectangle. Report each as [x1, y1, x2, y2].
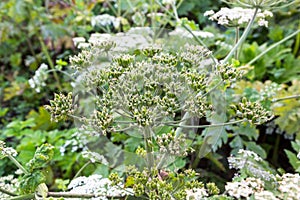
[28, 63, 49, 93]
[78, 42, 90, 49]
[1, 147, 18, 157]
[186, 188, 208, 200]
[162, 0, 175, 5]
[91, 14, 121, 29]
[204, 10, 215, 16]
[67, 175, 132, 200]
[72, 37, 86, 46]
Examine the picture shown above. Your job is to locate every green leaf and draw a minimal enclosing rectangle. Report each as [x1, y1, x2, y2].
[285, 149, 300, 173]
[245, 141, 267, 159]
[20, 171, 46, 194]
[199, 112, 227, 158]
[26, 143, 55, 172]
[8, 0, 27, 23]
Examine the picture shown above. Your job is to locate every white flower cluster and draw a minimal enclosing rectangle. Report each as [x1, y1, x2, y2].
[224, 173, 300, 200]
[0, 141, 17, 158]
[204, 7, 273, 27]
[228, 149, 276, 181]
[254, 190, 278, 200]
[67, 174, 132, 200]
[1, 147, 17, 157]
[277, 173, 300, 200]
[162, 0, 175, 5]
[59, 131, 89, 156]
[91, 14, 121, 29]
[28, 63, 48, 93]
[225, 177, 264, 199]
[186, 188, 208, 200]
[228, 149, 262, 169]
[0, 175, 19, 199]
[72, 37, 90, 49]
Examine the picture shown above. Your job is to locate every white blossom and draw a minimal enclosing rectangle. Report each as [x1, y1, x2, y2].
[0, 175, 19, 199]
[186, 188, 208, 200]
[1, 147, 17, 157]
[254, 190, 279, 200]
[204, 7, 273, 27]
[28, 63, 49, 93]
[72, 37, 86, 46]
[277, 173, 300, 200]
[67, 175, 132, 200]
[162, 0, 175, 5]
[225, 177, 264, 199]
[91, 14, 121, 29]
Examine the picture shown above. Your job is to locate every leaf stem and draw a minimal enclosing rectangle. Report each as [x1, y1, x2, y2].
[38, 35, 62, 90]
[73, 161, 92, 180]
[235, 27, 240, 60]
[272, 94, 300, 103]
[7, 154, 29, 175]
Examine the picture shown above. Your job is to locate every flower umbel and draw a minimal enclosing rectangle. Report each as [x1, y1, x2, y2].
[45, 92, 75, 122]
[204, 7, 273, 27]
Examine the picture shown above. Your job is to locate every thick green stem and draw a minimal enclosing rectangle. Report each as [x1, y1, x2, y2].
[235, 27, 240, 60]
[38, 35, 62, 90]
[47, 192, 124, 198]
[223, 7, 259, 63]
[8, 192, 125, 200]
[272, 134, 281, 165]
[144, 126, 155, 169]
[0, 187, 17, 196]
[293, 22, 300, 56]
[8, 194, 35, 200]
[247, 29, 300, 66]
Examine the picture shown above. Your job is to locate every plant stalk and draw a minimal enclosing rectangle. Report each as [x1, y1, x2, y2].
[272, 94, 300, 103]
[223, 7, 259, 63]
[0, 187, 17, 196]
[73, 161, 92, 180]
[7, 154, 29, 175]
[144, 126, 154, 169]
[235, 26, 240, 60]
[38, 35, 62, 90]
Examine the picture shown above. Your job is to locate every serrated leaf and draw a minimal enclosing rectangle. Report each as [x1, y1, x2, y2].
[285, 149, 300, 173]
[245, 141, 267, 159]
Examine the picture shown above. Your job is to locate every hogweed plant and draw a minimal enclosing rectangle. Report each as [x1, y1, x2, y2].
[3, 0, 299, 199]
[43, 34, 274, 199]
